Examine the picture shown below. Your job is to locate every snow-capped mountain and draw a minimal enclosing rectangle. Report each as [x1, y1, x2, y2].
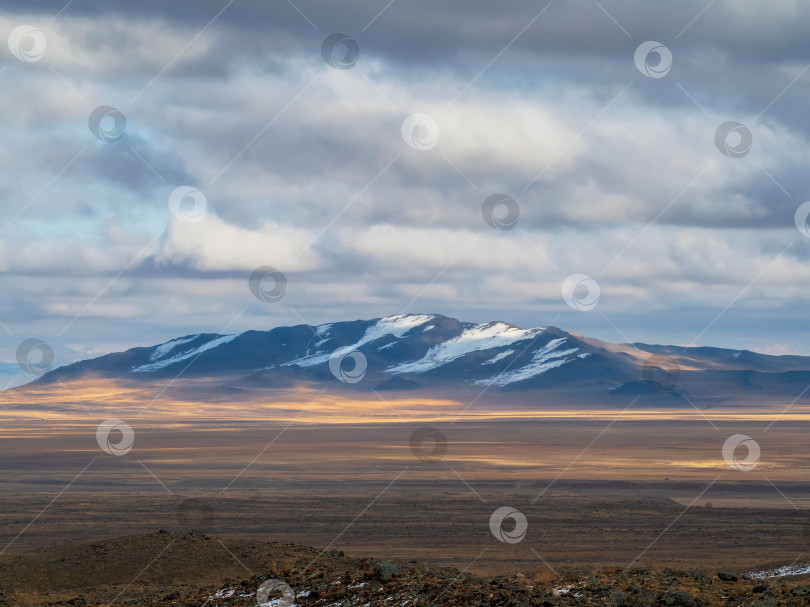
[22, 314, 810, 404]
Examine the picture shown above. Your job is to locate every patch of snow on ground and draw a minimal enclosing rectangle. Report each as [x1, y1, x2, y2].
[386, 322, 543, 374]
[214, 588, 235, 598]
[203, 588, 256, 604]
[474, 338, 578, 386]
[285, 315, 436, 368]
[132, 334, 237, 372]
[554, 583, 584, 598]
[748, 562, 810, 579]
[378, 342, 397, 351]
[555, 584, 575, 595]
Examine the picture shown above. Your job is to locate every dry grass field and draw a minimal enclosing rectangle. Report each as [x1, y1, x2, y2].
[1, 420, 809, 574]
[2, 406, 810, 605]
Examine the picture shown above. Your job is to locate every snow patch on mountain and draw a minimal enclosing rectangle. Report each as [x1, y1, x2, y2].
[386, 322, 543, 374]
[474, 338, 579, 386]
[308, 323, 333, 351]
[483, 350, 515, 365]
[132, 334, 237, 372]
[150, 336, 199, 361]
[285, 314, 437, 368]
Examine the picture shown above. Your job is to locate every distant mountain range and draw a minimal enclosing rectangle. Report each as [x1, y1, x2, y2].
[22, 314, 810, 407]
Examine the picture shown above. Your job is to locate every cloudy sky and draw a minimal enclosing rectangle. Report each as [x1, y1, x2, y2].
[1, 0, 810, 380]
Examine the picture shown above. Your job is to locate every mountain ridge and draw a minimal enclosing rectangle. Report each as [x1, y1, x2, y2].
[15, 314, 810, 408]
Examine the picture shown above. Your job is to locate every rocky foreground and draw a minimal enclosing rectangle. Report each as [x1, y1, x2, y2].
[175, 559, 810, 607]
[0, 532, 808, 606]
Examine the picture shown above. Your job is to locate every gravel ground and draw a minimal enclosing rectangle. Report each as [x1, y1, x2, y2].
[0, 532, 809, 606]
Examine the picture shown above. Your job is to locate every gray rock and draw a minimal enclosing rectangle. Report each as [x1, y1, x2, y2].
[608, 588, 629, 606]
[661, 588, 698, 607]
[791, 585, 810, 596]
[372, 561, 400, 583]
[717, 571, 738, 582]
